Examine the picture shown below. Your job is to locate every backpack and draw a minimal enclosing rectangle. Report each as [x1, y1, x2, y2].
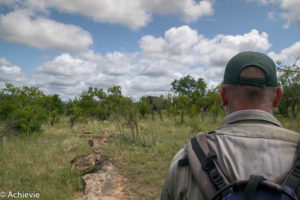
[184, 133, 300, 200]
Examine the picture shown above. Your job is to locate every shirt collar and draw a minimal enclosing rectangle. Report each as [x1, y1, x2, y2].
[222, 109, 282, 127]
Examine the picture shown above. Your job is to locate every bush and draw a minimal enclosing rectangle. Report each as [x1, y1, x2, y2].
[0, 84, 59, 134]
[11, 105, 48, 134]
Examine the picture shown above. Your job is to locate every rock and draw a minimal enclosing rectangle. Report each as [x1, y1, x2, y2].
[70, 154, 107, 174]
[88, 139, 94, 147]
[82, 162, 124, 200]
[89, 137, 105, 154]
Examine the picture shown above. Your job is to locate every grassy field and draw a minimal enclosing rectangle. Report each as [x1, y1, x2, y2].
[0, 113, 299, 200]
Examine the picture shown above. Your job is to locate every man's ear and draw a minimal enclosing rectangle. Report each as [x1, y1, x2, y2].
[220, 86, 228, 106]
[273, 86, 284, 108]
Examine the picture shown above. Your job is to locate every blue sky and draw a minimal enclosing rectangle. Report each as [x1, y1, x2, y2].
[0, 0, 299, 100]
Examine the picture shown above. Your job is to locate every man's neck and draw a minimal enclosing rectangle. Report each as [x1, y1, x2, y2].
[225, 105, 273, 115]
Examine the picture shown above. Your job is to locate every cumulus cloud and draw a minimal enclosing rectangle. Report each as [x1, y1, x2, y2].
[0, 57, 11, 66]
[143, 0, 214, 22]
[139, 26, 200, 65]
[140, 26, 270, 67]
[281, 0, 300, 28]
[0, 9, 93, 51]
[248, 0, 300, 28]
[0, 25, 276, 99]
[31, 26, 272, 99]
[39, 0, 149, 30]
[268, 41, 300, 65]
[42, 0, 214, 30]
[34, 52, 138, 99]
[132, 27, 271, 92]
[37, 54, 97, 76]
[1, 0, 214, 30]
[0, 58, 28, 86]
[35, 54, 99, 98]
[127, 75, 174, 99]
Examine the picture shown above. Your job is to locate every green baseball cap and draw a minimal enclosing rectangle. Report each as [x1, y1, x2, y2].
[223, 51, 278, 87]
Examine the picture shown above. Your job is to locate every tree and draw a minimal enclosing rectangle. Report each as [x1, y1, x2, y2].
[277, 60, 300, 118]
[41, 94, 64, 126]
[205, 85, 223, 122]
[171, 75, 206, 98]
[171, 75, 207, 122]
[106, 86, 124, 118]
[137, 96, 151, 118]
[0, 84, 48, 134]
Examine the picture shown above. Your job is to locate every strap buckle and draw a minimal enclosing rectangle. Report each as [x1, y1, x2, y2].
[210, 168, 226, 188]
[202, 152, 217, 171]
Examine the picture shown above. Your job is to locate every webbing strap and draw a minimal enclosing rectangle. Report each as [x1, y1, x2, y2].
[191, 136, 227, 191]
[191, 137, 206, 164]
[242, 175, 264, 200]
[285, 140, 300, 197]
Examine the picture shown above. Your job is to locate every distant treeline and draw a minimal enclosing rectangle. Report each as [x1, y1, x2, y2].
[0, 62, 299, 135]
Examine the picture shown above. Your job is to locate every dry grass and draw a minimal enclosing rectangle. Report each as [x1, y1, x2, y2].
[0, 113, 299, 200]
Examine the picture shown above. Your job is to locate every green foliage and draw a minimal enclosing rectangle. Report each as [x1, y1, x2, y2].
[277, 61, 300, 118]
[41, 94, 64, 126]
[170, 75, 223, 123]
[171, 75, 206, 97]
[0, 122, 90, 200]
[137, 96, 151, 118]
[66, 86, 110, 126]
[66, 85, 136, 127]
[11, 105, 48, 134]
[205, 85, 223, 122]
[0, 84, 49, 134]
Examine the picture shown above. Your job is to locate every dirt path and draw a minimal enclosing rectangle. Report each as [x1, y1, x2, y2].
[72, 133, 132, 200]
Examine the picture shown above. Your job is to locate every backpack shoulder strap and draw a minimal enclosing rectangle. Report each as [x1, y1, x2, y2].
[283, 140, 300, 197]
[186, 132, 229, 199]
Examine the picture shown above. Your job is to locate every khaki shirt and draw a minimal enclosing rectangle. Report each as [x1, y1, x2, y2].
[161, 109, 300, 200]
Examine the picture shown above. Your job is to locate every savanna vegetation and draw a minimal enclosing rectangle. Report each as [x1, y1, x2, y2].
[0, 63, 299, 199]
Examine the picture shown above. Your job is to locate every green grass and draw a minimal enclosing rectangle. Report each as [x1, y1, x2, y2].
[0, 113, 299, 200]
[0, 118, 91, 200]
[103, 112, 300, 199]
[103, 113, 225, 199]
[275, 113, 300, 132]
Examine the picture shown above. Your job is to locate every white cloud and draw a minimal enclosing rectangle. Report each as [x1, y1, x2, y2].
[0, 9, 93, 51]
[45, 0, 214, 30]
[0, 58, 28, 86]
[136, 27, 271, 94]
[35, 53, 99, 98]
[0, 26, 276, 100]
[268, 41, 300, 65]
[37, 54, 97, 76]
[143, 0, 214, 22]
[34, 27, 269, 99]
[1, 0, 214, 30]
[0, 57, 11, 66]
[79, 50, 138, 76]
[101, 52, 137, 76]
[140, 27, 270, 67]
[126, 75, 175, 99]
[139, 26, 200, 65]
[217, 30, 270, 51]
[0, 65, 21, 74]
[248, 0, 300, 28]
[281, 0, 300, 28]
[34, 52, 138, 99]
[44, 0, 150, 30]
